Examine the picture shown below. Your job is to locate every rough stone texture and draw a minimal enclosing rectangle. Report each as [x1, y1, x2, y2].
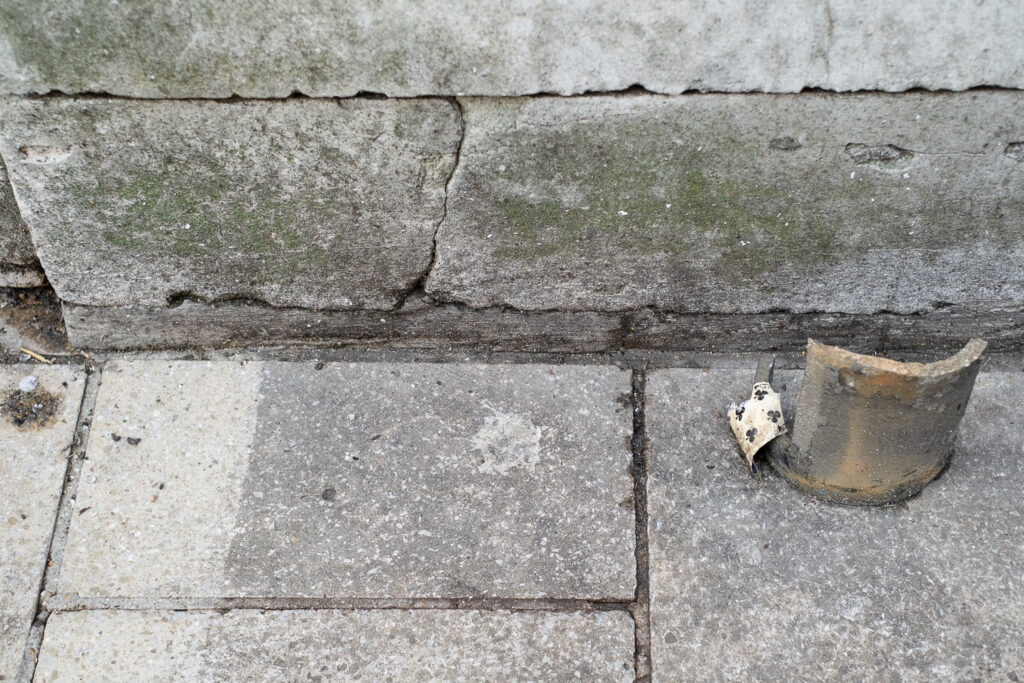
[646, 368, 1024, 680]
[1, 1, 1021, 97]
[0, 165, 31, 264]
[36, 609, 635, 681]
[430, 92, 1024, 314]
[60, 361, 635, 599]
[0, 162, 41, 286]
[59, 361, 263, 599]
[0, 265, 43, 288]
[0, 97, 460, 309]
[0, 365, 84, 680]
[60, 296, 1024, 355]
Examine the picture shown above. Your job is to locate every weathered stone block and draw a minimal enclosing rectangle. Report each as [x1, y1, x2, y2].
[0, 97, 460, 309]
[429, 92, 1024, 314]
[35, 610, 635, 681]
[60, 361, 635, 599]
[0, 162, 42, 286]
[646, 368, 1024, 679]
[0, 165, 31, 263]
[0, 365, 85, 679]
[1, 1, 1020, 97]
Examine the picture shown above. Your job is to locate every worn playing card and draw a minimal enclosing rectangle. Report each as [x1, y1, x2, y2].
[728, 381, 787, 470]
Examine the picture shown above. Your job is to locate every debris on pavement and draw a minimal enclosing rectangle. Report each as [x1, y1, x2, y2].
[18, 346, 53, 364]
[727, 381, 787, 472]
[754, 338, 986, 505]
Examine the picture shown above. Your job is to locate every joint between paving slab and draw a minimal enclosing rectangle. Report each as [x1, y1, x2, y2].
[8, 349, 1024, 375]
[629, 369, 653, 681]
[43, 596, 632, 615]
[16, 363, 100, 683]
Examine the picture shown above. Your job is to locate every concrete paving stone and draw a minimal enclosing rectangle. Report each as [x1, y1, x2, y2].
[0, 97, 460, 309]
[1, 1, 1021, 97]
[0, 364, 85, 680]
[35, 609, 635, 682]
[646, 368, 1024, 680]
[60, 361, 635, 600]
[429, 92, 1024, 314]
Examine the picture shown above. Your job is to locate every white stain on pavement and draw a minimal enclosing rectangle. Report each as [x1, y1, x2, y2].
[471, 404, 545, 475]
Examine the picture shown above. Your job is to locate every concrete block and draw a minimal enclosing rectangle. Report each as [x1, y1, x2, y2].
[59, 361, 635, 599]
[35, 609, 635, 682]
[645, 368, 1024, 679]
[0, 365, 84, 679]
[0, 162, 41, 286]
[429, 92, 1024, 314]
[1, 1, 1020, 97]
[0, 97, 460, 309]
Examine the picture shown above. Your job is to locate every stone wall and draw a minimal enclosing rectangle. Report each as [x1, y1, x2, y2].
[3, 1, 1022, 95]
[0, 163, 42, 286]
[1, 1, 1022, 351]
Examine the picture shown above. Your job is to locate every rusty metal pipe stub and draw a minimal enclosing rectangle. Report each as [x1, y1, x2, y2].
[764, 338, 986, 505]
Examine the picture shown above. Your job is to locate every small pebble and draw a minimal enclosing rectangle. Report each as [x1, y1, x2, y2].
[19, 375, 39, 392]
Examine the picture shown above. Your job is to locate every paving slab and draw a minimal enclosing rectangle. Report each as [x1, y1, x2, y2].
[429, 92, 1024, 314]
[60, 361, 635, 600]
[35, 609, 634, 681]
[0, 97, 460, 309]
[1, 1, 1021, 97]
[0, 364, 85, 680]
[646, 368, 1024, 680]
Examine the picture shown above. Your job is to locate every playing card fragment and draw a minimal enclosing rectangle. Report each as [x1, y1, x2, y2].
[727, 382, 787, 470]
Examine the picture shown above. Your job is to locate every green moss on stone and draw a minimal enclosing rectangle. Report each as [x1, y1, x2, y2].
[68, 153, 351, 288]
[485, 120, 839, 282]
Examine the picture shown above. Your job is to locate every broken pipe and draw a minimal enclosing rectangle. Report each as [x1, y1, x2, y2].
[735, 338, 986, 505]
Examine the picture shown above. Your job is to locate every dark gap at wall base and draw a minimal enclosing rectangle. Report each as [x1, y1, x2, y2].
[61, 297, 1024, 355]
[0, 285, 70, 354]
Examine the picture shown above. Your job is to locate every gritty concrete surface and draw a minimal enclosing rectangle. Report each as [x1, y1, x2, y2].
[430, 92, 1024, 314]
[60, 361, 635, 600]
[1, 1, 1021, 97]
[0, 97, 460, 309]
[646, 368, 1024, 680]
[0, 165, 31, 265]
[0, 364, 84, 680]
[0, 265, 43, 288]
[0, 163, 41, 286]
[58, 361, 263, 600]
[35, 609, 635, 681]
